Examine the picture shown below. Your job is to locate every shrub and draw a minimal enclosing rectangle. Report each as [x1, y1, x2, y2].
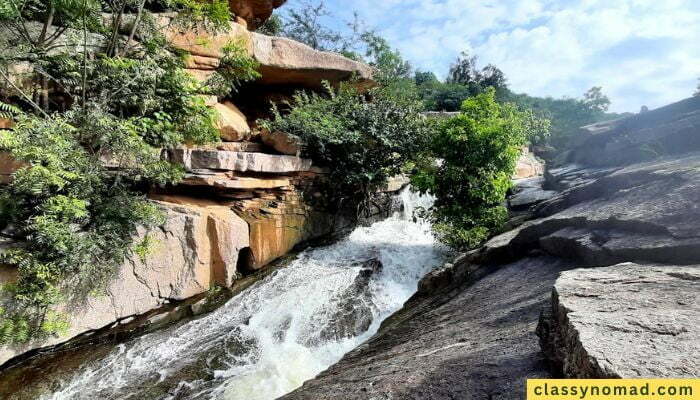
[0, 111, 176, 343]
[412, 88, 549, 249]
[260, 82, 432, 211]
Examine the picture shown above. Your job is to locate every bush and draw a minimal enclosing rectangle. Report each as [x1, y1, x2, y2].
[412, 88, 549, 249]
[260, 82, 432, 211]
[0, 111, 177, 343]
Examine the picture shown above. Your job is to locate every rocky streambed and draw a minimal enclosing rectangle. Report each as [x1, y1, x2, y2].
[283, 97, 700, 398]
[1, 190, 448, 400]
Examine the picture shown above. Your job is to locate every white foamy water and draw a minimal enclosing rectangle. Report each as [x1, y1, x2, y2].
[44, 189, 446, 400]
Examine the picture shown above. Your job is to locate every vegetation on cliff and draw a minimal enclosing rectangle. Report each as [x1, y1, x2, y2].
[0, 0, 259, 343]
[412, 89, 549, 249]
[261, 82, 431, 211]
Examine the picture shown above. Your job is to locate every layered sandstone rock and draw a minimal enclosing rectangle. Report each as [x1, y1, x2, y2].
[538, 264, 699, 378]
[166, 21, 373, 90]
[0, 153, 24, 184]
[514, 147, 544, 179]
[0, 198, 249, 366]
[171, 148, 312, 173]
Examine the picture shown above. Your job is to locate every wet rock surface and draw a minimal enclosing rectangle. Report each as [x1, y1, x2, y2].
[284, 98, 700, 398]
[283, 257, 566, 400]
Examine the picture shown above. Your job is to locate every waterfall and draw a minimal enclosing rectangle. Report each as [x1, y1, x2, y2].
[43, 188, 446, 400]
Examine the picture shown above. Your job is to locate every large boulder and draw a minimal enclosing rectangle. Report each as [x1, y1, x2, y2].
[0, 198, 249, 367]
[166, 22, 373, 90]
[514, 147, 544, 179]
[229, 0, 287, 30]
[568, 96, 700, 167]
[538, 263, 699, 378]
[250, 32, 374, 89]
[260, 130, 301, 155]
[213, 101, 252, 142]
[0, 152, 24, 184]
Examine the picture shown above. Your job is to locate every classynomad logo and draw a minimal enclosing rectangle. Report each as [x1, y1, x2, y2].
[527, 379, 699, 400]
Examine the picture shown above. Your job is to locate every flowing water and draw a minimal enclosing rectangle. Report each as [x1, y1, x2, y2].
[39, 189, 446, 400]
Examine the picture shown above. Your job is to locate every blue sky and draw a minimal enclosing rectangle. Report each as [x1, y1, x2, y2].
[283, 0, 700, 113]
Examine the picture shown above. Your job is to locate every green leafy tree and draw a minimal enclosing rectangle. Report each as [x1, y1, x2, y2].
[260, 82, 432, 211]
[280, 0, 345, 51]
[582, 86, 611, 112]
[414, 70, 439, 86]
[510, 87, 616, 149]
[0, 0, 260, 343]
[412, 88, 549, 249]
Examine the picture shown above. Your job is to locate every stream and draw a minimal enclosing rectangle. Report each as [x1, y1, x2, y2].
[26, 189, 446, 400]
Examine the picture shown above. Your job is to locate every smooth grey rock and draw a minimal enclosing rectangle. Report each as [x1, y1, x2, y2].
[569, 96, 700, 167]
[538, 263, 699, 378]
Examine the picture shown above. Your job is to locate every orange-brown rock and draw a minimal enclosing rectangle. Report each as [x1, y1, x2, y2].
[229, 0, 287, 30]
[184, 54, 221, 70]
[165, 22, 251, 58]
[0, 118, 13, 129]
[514, 147, 544, 179]
[0, 198, 250, 366]
[185, 68, 216, 84]
[171, 148, 313, 174]
[214, 101, 252, 141]
[0, 152, 25, 183]
[251, 32, 374, 89]
[260, 130, 301, 156]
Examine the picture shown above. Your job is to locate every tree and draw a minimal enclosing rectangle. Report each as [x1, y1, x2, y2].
[360, 31, 412, 82]
[447, 51, 481, 86]
[260, 82, 432, 211]
[280, 0, 346, 52]
[582, 86, 611, 112]
[414, 70, 439, 86]
[412, 88, 549, 249]
[0, 0, 259, 343]
[510, 86, 617, 150]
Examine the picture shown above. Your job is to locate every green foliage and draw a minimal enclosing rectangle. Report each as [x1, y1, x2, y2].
[416, 52, 510, 112]
[260, 82, 432, 210]
[509, 87, 619, 149]
[256, 13, 283, 36]
[360, 32, 412, 82]
[280, 0, 348, 52]
[0, 0, 263, 343]
[0, 100, 21, 119]
[412, 89, 549, 249]
[0, 114, 172, 333]
[205, 40, 261, 97]
[168, 0, 232, 32]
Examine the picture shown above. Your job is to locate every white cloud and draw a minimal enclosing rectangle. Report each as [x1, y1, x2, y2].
[317, 0, 700, 112]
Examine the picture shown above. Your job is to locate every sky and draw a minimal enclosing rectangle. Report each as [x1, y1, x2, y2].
[283, 0, 700, 113]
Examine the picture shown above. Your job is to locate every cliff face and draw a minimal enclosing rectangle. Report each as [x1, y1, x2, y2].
[0, 9, 389, 368]
[282, 97, 700, 399]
